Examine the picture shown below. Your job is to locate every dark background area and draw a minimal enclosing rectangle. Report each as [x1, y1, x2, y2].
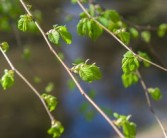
[0, 0, 167, 138]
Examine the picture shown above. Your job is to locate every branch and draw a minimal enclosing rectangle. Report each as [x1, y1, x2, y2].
[76, 0, 167, 72]
[19, 0, 124, 138]
[136, 70, 167, 138]
[0, 47, 55, 123]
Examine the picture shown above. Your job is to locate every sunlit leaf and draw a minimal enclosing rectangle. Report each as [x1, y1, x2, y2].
[1, 69, 15, 90]
[0, 42, 9, 52]
[157, 23, 167, 37]
[141, 31, 151, 43]
[48, 121, 64, 138]
[138, 51, 151, 67]
[148, 87, 162, 101]
[42, 93, 57, 111]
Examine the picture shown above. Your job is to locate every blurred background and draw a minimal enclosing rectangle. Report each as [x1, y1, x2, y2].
[0, 0, 167, 138]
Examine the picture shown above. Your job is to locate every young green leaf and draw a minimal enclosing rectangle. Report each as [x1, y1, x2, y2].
[148, 87, 162, 101]
[77, 18, 103, 40]
[141, 31, 151, 43]
[129, 27, 139, 38]
[122, 51, 139, 74]
[47, 29, 60, 45]
[113, 113, 136, 138]
[57, 26, 72, 44]
[48, 121, 64, 138]
[0, 42, 9, 52]
[45, 82, 55, 93]
[138, 51, 151, 67]
[47, 25, 72, 45]
[71, 60, 102, 83]
[115, 30, 130, 45]
[122, 72, 139, 88]
[157, 23, 167, 37]
[18, 14, 33, 32]
[42, 93, 57, 111]
[1, 69, 15, 90]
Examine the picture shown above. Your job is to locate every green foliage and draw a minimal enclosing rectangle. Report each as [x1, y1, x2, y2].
[0, 69, 15, 90]
[48, 121, 64, 138]
[71, 0, 88, 4]
[138, 51, 151, 67]
[122, 51, 139, 74]
[0, 0, 22, 31]
[47, 25, 72, 45]
[114, 29, 130, 45]
[71, 60, 102, 83]
[121, 51, 139, 87]
[18, 14, 33, 32]
[122, 72, 139, 88]
[114, 113, 136, 138]
[22, 47, 31, 61]
[0, 42, 9, 52]
[141, 31, 151, 43]
[42, 93, 57, 112]
[157, 23, 167, 37]
[45, 82, 55, 93]
[129, 27, 139, 38]
[148, 87, 162, 101]
[77, 18, 103, 40]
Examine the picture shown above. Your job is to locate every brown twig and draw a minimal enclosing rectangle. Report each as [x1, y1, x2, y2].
[137, 70, 167, 138]
[19, 0, 124, 138]
[0, 47, 55, 123]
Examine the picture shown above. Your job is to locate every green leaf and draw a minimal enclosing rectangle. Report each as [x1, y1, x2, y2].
[47, 29, 60, 45]
[45, 82, 55, 93]
[138, 51, 151, 67]
[1, 69, 15, 90]
[157, 24, 167, 37]
[71, 60, 102, 83]
[0, 42, 9, 52]
[129, 27, 139, 38]
[122, 72, 139, 88]
[18, 14, 33, 32]
[77, 18, 103, 40]
[42, 93, 57, 111]
[48, 121, 64, 138]
[141, 31, 151, 43]
[102, 10, 121, 23]
[57, 26, 72, 44]
[22, 47, 31, 61]
[122, 51, 139, 74]
[148, 87, 162, 101]
[117, 30, 130, 45]
[113, 113, 136, 138]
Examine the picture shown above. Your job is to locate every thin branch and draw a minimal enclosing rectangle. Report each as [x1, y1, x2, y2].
[0, 47, 55, 123]
[19, 0, 124, 138]
[76, 0, 167, 72]
[136, 70, 167, 138]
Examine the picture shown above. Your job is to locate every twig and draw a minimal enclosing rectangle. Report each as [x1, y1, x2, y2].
[19, 0, 124, 138]
[0, 47, 55, 123]
[137, 70, 167, 138]
[76, 0, 167, 72]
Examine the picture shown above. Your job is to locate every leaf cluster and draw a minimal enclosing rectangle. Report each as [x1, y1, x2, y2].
[48, 121, 64, 138]
[71, 60, 102, 83]
[121, 51, 139, 87]
[41, 93, 57, 112]
[114, 113, 136, 138]
[47, 25, 72, 45]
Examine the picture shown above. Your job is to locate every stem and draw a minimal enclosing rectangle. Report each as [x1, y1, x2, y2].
[0, 47, 55, 123]
[137, 71, 167, 138]
[76, 0, 167, 72]
[19, 0, 124, 138]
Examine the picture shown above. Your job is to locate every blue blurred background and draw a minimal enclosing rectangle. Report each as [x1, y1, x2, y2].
[0, 0, 167, 138]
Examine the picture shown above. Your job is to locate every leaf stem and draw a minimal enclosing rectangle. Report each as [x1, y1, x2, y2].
[0, 47, 55, 123]
[19, 0, 124, 138]
[76, 0, 167, 72]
